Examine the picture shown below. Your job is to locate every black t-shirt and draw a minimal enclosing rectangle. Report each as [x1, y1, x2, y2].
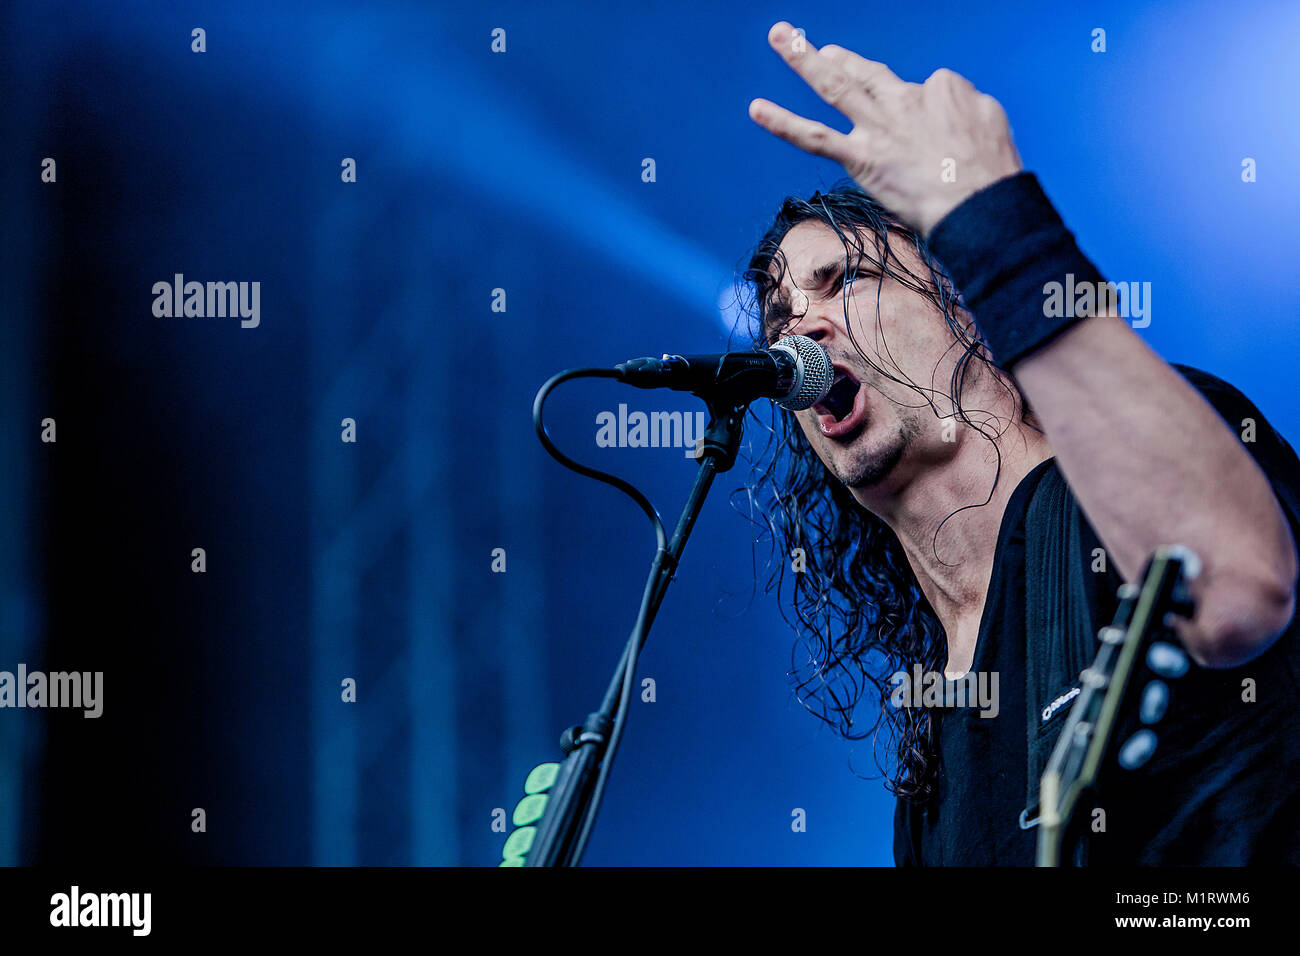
[894, 364, 1300, 866]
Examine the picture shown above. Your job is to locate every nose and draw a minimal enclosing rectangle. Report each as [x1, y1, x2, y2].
[778, 303, 837, 346]
[769, 278, 853, 349]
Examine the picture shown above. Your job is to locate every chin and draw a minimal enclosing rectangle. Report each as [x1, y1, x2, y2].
[834, 430, 907, 490]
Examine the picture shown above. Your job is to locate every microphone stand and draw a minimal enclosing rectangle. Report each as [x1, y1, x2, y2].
[525, 395, 749, 866]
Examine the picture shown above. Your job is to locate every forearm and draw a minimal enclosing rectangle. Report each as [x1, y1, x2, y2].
[1015, 313, 1297, 666]
[928, 174, 1298, 667]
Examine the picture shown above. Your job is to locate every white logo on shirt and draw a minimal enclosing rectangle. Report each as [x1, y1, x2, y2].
[1041, 686, 1080, 722]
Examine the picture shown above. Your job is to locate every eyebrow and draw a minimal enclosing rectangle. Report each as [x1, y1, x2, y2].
[803, 257, 853, 291]
[766, 255, 869, 327]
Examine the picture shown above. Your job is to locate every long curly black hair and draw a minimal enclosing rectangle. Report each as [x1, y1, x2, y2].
[731, 178, 1033, 803]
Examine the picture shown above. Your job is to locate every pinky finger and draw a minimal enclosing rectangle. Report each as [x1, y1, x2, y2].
[748, 97, 851, 162]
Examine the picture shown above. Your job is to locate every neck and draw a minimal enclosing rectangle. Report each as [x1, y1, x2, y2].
[859, 419, 1052, 675]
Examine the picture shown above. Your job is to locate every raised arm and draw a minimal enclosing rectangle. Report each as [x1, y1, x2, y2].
[748, 21, 1297, 667]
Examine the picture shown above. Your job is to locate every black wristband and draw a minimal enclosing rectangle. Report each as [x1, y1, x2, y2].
[925, 172, 1107, 371]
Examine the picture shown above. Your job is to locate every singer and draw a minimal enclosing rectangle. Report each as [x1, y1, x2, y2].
[742, 22, 1300, 864]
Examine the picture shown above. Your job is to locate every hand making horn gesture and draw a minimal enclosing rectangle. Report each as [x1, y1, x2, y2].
[748, 21, 1025, 237]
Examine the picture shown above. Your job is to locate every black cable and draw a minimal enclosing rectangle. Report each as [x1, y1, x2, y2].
[532, 367, 667, 557]
[532, 367, 670, 864]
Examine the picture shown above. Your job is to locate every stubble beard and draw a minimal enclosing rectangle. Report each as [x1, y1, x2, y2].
[829, 418, 916, 490]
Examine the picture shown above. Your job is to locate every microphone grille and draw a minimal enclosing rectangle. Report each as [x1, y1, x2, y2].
[772, 334, 833, 410]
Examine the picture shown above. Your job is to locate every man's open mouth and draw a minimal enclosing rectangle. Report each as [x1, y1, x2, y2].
[813, 367, 867, 439]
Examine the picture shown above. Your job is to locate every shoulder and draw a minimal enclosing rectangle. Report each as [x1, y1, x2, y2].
[1170, 363, 1299, 513]
[1171, 364, 1290, 445]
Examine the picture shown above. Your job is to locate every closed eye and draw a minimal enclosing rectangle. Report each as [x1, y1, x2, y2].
[841, 264, 877, 289]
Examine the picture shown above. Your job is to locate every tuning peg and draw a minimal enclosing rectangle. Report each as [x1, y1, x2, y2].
[1139, 680, 1169, 724]
[1118, 728, 1158, 770]
[1165, 544, 1203, 581]
[499, 762, 562, 867]
[1097, 625, 1125, 645]
[1146, 641, 1189, 678]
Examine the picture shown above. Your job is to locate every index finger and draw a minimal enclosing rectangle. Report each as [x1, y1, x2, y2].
[818, 42, 906, 98]
[766, 22, 888, 121]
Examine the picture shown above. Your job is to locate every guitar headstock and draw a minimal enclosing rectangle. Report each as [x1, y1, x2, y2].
[1036, 544, 1200, 866]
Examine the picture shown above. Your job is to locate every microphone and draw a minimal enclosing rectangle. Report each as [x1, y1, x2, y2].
[613, 334, 833, 410]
